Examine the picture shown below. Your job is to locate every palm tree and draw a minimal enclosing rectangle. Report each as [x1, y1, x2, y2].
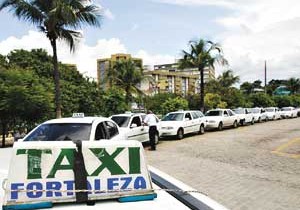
[111, 59, 148, 106]
[0, 0, 101, 118]
[217, 70, 239, 88]
[179, 39, 227, 111]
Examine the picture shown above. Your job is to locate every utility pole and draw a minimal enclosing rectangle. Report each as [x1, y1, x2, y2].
[264, 60, 267, 94]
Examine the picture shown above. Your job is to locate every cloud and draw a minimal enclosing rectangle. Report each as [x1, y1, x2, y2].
[103, 8, 115, 20]
[155, 0, 300, 82]
[215, 0, 300, 82]
[0, 31, 175, 79]
[135, 50, 175, 69]
[0, 31, 127, 79]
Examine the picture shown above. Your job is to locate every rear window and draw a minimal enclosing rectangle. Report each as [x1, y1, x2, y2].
[233, 109, 244, 114]
[23, 123, 91, 141]
[265, 108, 275, 112]
[162, 113, 184, 121]
[205, 110, 222, 116]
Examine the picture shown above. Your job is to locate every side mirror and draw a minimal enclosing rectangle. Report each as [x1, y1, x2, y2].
[130, 123, 137, 128]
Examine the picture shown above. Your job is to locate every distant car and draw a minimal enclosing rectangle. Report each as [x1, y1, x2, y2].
[280, 107, 298, 118]
[110, 112, 160, 144]
[250, 107, 267, 122]
[265, 107, 281, 120]
[159, 110, 206, 140]
[205, 109, 239, 130]
[232, 108, 255, 125]
[22, 113, 121, 142]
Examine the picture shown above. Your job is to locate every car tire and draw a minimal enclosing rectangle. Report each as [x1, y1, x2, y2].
[258, 117, 261, 123]
[177, 128, 184, 140]
[154, 132, 159, 145]
[198, 124, 205, 135]
[218, 122, 223, 131]
[251, 118, 255, 125]
[233, 120, 238, 128]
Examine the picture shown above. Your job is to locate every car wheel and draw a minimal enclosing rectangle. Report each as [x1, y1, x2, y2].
[177, 128, 184, 140]
[251, 118, 254, 125]
[218, 122, 223, 131]
[198, 124, 205, 135]
[258, 117, 261, 123]
[233, 120, 238, 128]
[154, 132, 159, 145]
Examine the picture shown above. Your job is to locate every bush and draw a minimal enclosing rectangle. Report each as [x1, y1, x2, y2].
[161, 97, 189, 115]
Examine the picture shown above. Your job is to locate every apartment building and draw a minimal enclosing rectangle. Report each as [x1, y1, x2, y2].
[143, 63, 215, 96]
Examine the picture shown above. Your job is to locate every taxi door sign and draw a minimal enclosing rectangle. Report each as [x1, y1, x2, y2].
[2, 141, 156, 209]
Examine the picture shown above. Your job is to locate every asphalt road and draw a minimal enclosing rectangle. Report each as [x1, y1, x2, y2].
[145, 117, 300, 210]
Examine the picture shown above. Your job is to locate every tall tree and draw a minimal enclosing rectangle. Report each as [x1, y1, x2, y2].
[0, 68, 53, 147]
[179, 39, 227, 111]
[217, 70, 240, 88]
[1, 0, 101, 118]
[111, 59, 147, 105]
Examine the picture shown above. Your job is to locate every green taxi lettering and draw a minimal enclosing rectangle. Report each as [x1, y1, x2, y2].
[17, 149, 52, 179]
[17, 147, 141, 179]
[47, 149, 76, 178]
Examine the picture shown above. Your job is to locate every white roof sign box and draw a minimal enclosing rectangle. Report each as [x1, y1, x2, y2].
[2, 141, 155, 209]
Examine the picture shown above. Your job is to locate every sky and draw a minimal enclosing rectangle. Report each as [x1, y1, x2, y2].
[0, 0, 299, 83]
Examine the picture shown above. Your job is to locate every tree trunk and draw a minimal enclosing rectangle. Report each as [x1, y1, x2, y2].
[1, 122, 6, 148]
[51, 39, 62, 118]
[199, 66, 204, 112]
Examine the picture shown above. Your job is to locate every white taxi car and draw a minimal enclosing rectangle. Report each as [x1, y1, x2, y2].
[232, 108, 255, 125]
[205, 109, 239, 130]
[265, 107, 281, 120]
[110, 112, 160, 144]
[159, 110, 206, 140]
[250, 107, 267, 122]
[280, 107, 298, 118]
[21, 113, 121, 142]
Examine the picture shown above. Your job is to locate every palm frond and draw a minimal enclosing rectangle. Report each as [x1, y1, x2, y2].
[58, 28, 82, 52]
[1, 0, 44, 24]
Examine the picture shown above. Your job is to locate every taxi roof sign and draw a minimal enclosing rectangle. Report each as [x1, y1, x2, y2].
[72, 113, 85, 118]
[2, 141, 156, 209]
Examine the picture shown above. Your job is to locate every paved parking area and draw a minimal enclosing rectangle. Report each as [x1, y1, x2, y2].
[145, 118, 300, 210]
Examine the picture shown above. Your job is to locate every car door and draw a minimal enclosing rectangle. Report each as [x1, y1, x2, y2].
[224, 110, 235, 126]
[191, 111, 201, 132]
[127, 116, 145, 142]
[183, 112, 193, 133]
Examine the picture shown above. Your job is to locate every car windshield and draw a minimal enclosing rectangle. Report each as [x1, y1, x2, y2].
[233, 109, 244, 114]
[265, 108, 274, 112]
[251, 109, 260, 113]
[281, 107, 291, 111]
[205, 110, 222, 116]
[162, 113, 184, 121]
[111, 116, 130, 127]
[23, 123, 91, 141]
